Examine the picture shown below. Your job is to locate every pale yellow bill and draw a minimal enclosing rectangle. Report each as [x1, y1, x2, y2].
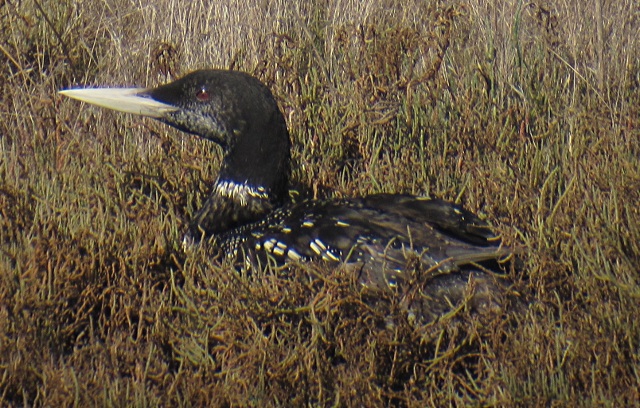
[59, 87, 177, 118]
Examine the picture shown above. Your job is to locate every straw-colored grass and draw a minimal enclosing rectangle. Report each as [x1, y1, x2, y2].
[1, 0, 639, 405]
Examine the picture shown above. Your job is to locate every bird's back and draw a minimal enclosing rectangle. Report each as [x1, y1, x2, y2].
[217, 194, 507, 290]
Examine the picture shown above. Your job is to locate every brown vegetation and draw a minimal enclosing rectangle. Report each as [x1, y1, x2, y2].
[1, 0, 639, 405]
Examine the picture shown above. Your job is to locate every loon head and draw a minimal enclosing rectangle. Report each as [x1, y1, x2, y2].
[60, 70, 292, 236]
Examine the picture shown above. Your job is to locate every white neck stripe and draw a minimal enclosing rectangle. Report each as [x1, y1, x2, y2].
[214, 179, 269, 206]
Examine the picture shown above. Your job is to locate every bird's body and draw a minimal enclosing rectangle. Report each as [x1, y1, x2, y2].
[217, 194, 503, 282]
[60, 69, 512, 323]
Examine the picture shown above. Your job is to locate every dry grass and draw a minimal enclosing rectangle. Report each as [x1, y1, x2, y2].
[1, 0, 639, 406]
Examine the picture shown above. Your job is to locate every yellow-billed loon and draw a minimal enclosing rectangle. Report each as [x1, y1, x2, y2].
[60, 70, 512, 324]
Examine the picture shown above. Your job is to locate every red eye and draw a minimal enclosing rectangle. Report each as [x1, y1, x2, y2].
[196, 88, 210, 101]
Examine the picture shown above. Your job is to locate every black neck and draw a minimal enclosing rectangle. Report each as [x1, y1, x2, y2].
[217, 104, 291, 204]
[190, 100, 291, 238]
